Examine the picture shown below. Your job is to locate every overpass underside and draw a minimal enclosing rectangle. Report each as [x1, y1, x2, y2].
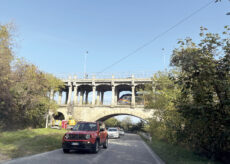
[50, 75, 154, 122]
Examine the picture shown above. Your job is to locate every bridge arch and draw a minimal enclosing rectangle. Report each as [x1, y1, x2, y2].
[85, 107, 153, 122]
[78, 84, 92, 92]
[116, 84, 131, 92]
[53, 112, 65, 120]
[96, 113, 146, 122]
[96, 84, 111, 92]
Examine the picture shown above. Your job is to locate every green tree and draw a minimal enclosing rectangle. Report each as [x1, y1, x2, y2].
[0, 23, 64, 130]
[0, 24, 15, 130]
[129, 120, 146, 132]
[9, 59, 63, 129]
[170, 26, 230, 160]
[144, 71, 183, 142]
[120, 116, 133, 131]
[104, 117, 121, 127]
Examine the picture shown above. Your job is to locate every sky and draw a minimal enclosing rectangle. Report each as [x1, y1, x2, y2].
[0, 0, 229, 122]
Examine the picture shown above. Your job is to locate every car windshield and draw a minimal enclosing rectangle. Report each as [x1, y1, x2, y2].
[72, 123, 97, 131]
[108, 128, 118, 131]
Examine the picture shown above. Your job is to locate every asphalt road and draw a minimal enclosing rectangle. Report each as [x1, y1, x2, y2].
[4, 133, 164, 164]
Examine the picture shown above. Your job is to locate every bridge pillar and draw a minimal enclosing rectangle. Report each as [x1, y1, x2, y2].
[79, 90, 83, 105]
[117, 90, 120, 101]
[92, 86, 96, 106]
[50, 89, 54, 100]
[85, 91, 89, 104]
[65, 91, 68, 104]
[111, 85, 115, 107]
[73, 85, 78, 105]
[58, 91, 62, 105]
[131, 85, 135, 107]
[101, 91, 104, 105]
[96, 91, 100, 105]
[67, 85, 72, 105]
[114, 88, 118, 105]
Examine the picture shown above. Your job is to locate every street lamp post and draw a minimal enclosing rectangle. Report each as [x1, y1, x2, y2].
[84, 51, 88, 79]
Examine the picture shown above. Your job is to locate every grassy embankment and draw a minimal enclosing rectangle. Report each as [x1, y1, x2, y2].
[140, 135, 222, 164]
[0, 128, 67, 162]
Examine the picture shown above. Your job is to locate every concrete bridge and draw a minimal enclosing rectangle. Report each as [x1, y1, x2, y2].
[50, 74, 154, 122]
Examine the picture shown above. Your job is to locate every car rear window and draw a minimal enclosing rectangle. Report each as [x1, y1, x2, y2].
[73, 123, 97, 131]
[108, 128, 118, 131]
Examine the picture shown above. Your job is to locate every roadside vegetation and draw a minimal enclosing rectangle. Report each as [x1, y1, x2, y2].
[0, 23, 63, 131]
[104, 117, 145, 132]
[144, 26, 230, 163]
[141, 135, 220, 164]
[0, 128, 66, 162]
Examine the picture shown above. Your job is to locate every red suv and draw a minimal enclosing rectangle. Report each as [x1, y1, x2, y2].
[62, 121, 108, 153]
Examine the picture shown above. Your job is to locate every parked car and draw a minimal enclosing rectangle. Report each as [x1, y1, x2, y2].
[119, 128, 125, 136]
[107, 127, 120, 139]
[62, 121, 108, 153]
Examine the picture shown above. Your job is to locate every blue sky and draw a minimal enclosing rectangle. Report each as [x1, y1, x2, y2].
[1, 0, 229, 76]
[0, 0, 229, 122]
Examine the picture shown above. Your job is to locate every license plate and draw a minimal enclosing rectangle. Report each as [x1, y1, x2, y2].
[71, 142, 79, 146]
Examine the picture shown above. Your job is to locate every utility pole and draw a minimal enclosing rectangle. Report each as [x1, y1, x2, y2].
[84, 51, 88, 79]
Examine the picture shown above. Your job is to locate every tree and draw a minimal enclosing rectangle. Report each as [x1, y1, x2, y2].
[7, 59, 63, 129]
[144, 71, 183, 142]
[0, 23, 15, 130]
[215, 0, 230, 15]
[120, 116, 133, 131]
[0, 23, 64, 130]
[104, 117, 121, 127]
[129, 120, 146, 132]
[170, 26, 230, 160]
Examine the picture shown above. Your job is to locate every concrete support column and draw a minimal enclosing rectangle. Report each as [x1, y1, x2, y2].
[67, 85, 72, 105]
[131, 85, 135, 107]
[96, 91, 100, 105]
[85, 91, 89, 104]
[58, 91, 62, 105]
[117, 90, 120, 101]
[111, 86, 115, 107]
[65, 91, 68, 104]
[50, 89, 54, 100]
[114, 89, 117, 106]
[92, 86, 96, 106]
[82, 91, 86, 104]
[73, 85, 78, 105]
[79, 90, 83, 105]
[101, 92, 104, 105]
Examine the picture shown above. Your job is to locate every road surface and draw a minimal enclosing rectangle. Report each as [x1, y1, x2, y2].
[3, 133, 164, 164]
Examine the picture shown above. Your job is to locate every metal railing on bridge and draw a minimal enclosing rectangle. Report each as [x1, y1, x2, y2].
[55, 71, 155, 80]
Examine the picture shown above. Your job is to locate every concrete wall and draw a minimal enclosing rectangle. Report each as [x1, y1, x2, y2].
[56, 106, 154, 122]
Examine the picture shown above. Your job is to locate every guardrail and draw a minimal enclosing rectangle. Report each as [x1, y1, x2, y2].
[139, 132, 152, 142]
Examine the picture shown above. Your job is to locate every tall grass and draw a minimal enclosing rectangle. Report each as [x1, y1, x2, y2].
[0, 128, 67, 162]
[140, 135, 222, 164]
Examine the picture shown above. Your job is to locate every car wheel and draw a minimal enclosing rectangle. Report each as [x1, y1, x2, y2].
[63, 149, 70, 153]
[92, 140, 99, 153]
[103, 138, 108, 149]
